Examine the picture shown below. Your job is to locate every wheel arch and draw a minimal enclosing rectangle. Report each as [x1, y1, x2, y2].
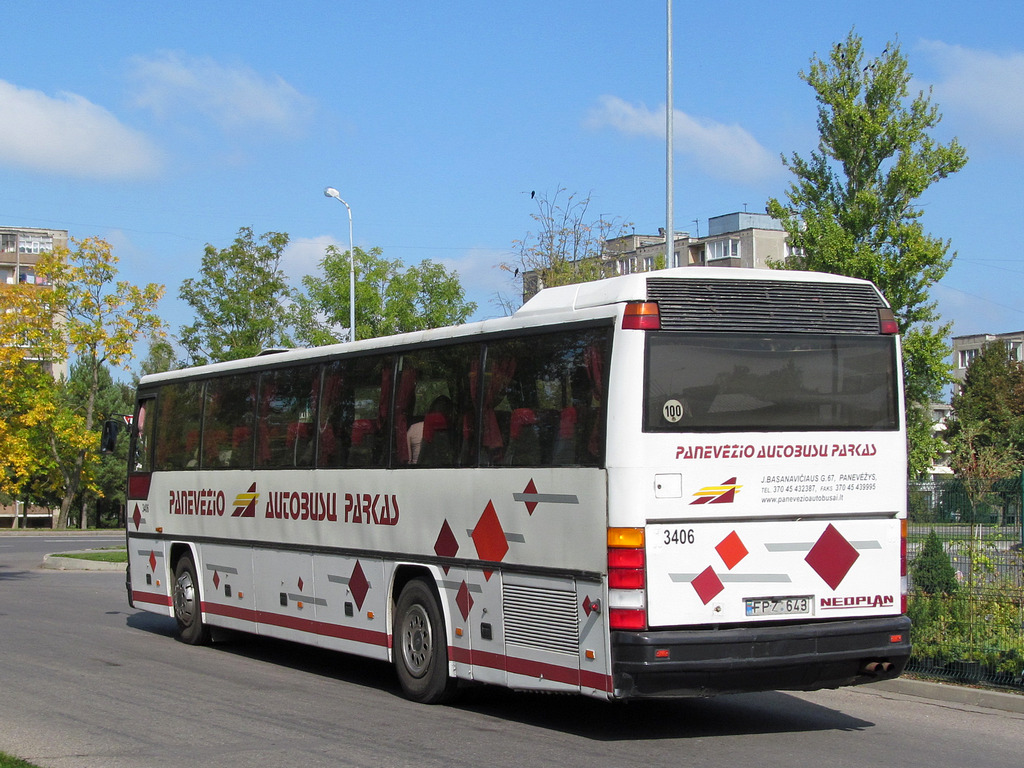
[388, 563, 452, 664]
[169, 542, 201, 597]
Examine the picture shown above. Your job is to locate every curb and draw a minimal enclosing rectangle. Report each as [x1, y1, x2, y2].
[41, 552, 126, 572]
[869, 676, 1024, 714]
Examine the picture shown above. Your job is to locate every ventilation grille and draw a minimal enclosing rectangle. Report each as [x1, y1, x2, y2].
[646, 277, 885, 334]
[503, 583, 579, 657]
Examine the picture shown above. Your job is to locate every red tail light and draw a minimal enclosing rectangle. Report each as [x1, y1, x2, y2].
[879, 307, 899, 335]
[622, 302, 660, 330]
[609, 568, 645, 590]
[608, 609, 647, 630]
[608, 527, 647, 630]
[128, 473, 152, 500]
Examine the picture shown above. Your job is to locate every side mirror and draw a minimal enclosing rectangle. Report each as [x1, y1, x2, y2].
[100, 419, 122, 454]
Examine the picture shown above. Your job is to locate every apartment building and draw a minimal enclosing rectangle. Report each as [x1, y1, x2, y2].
[522, 210, 794, 301]
[950, 331, 1024, 386]
[1, 226, 68, 378]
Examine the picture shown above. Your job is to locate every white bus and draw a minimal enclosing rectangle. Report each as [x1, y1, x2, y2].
[122, 267, 910, 703]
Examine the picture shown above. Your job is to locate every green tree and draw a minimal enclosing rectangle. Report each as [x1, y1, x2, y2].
[767, 30, 968, 478]
[66, 360, 133, 528]
[137, 331, 178, 381]
[47, 238, 164, 528]
[502, 188, 633, 307]
[179, 227, 295, 364]
[949, 341, 1024, 457]
[911, 529, 958, 595]
[294, 245, 476, 344]
[949, 420, 1018, 531]
[0, 363, 68, 519]
[0, 238, 165, 529]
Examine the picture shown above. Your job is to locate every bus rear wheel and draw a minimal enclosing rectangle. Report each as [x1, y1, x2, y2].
[393, 578, 457, 703]
[173, 554, 210, 645]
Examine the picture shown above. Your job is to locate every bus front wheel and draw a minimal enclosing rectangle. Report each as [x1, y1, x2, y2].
[173, 554, 210, 645]
[393, 578, 457, 703]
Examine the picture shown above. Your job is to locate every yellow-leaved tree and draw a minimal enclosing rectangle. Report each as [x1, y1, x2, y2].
[0, 237, 164, 529]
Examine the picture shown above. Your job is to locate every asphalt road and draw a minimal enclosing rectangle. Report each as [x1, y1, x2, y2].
[1, 532, 1022, 768]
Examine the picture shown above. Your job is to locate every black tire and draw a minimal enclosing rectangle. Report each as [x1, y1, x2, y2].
[172, 554, 210, 645]
[393, 578, 457, 703]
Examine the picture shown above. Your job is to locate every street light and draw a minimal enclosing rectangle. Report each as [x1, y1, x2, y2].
[665, 0, 674, 268]
[323, 186, 356, 342]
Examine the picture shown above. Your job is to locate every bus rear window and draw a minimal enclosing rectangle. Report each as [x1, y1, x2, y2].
[644, 332, 898, 432]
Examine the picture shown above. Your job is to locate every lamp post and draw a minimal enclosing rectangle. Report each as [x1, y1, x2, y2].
[323, 186, 356, 342]
[666, 0, 674, 268]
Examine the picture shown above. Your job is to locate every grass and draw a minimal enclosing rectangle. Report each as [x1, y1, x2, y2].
[0, 752, 42, 768]
[59, 547, 127, 563]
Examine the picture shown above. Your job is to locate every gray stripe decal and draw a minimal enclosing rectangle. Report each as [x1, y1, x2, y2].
[513, 492, 579, 505]
[765, 540, 881, 552]
[670, 573, 792, 584]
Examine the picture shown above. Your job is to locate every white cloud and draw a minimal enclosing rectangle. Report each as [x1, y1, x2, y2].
[129, 52, 314, 135]
[0, 79, 162, 179]
[918, 40, 1024, 151]
[282, 235, 334, 283]
[587, 95, 780, 184]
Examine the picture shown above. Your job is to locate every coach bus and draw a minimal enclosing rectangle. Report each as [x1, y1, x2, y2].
[120, 267, 911, 703]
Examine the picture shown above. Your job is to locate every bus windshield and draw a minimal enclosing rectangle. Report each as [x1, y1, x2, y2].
[644, 332, 898, 432]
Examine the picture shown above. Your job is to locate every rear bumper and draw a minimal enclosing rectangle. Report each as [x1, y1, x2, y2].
[611, 614, 911, 699]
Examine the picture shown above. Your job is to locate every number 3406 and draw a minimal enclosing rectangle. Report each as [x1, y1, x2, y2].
[662, 528, 695, 545]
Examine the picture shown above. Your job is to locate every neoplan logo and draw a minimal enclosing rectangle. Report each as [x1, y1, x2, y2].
[690, 477, 742, 505]
[232, 483, 258, 517]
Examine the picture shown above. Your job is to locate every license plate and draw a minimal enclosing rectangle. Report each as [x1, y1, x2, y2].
[744, 595, 813, 616]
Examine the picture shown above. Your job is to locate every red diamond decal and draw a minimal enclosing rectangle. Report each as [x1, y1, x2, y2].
[522, 479, 539, 515]
[434, 519, 459, 568]
[472, 501, 509, 580]
[349, 561, 369, 610]
[805, 523, 859, 590]
[456, 581, 474, 620]
[582, 595, 593, 617]
[148, 550, 157, 572]
[716, 531, 748, 570]
[691, 566, 725, 605]
[132, 504, 142, 531]
[213, 571, 221, 589]
[297, 577, 304, 592]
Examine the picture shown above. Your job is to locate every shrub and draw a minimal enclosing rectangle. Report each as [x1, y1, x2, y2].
[911, 529, 959, 595]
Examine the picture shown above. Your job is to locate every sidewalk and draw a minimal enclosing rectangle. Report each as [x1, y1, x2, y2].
[870, 676, 1024, 714]
[41, 551, 125, 571]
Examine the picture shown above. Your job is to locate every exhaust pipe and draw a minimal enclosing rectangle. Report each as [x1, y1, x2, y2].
[861, 660, 895, 677]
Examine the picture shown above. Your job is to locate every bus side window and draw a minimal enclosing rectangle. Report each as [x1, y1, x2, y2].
[396, 344, 478, 468]
[132, 397, 156, 473]
[257, 364, 320, 469]
[482, 329, 609, 468]
[318, 355, 392, 469]
[154, 381, 203, 470]
[203, 374, 257, 469]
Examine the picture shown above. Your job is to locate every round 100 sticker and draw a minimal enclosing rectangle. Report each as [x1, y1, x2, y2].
[663, 399, 685, 423]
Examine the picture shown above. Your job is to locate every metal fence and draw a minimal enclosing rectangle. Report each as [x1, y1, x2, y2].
[906, 478, 1024, 689]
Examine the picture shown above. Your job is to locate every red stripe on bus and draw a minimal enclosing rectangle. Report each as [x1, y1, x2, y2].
[132, 591, 172, 607]
[168, 600, 609, 692]
[201, 601, 389, 648]
[449, 646, 613, 692]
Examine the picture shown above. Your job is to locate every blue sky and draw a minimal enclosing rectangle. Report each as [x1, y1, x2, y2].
[2, 1, 1023, 370]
